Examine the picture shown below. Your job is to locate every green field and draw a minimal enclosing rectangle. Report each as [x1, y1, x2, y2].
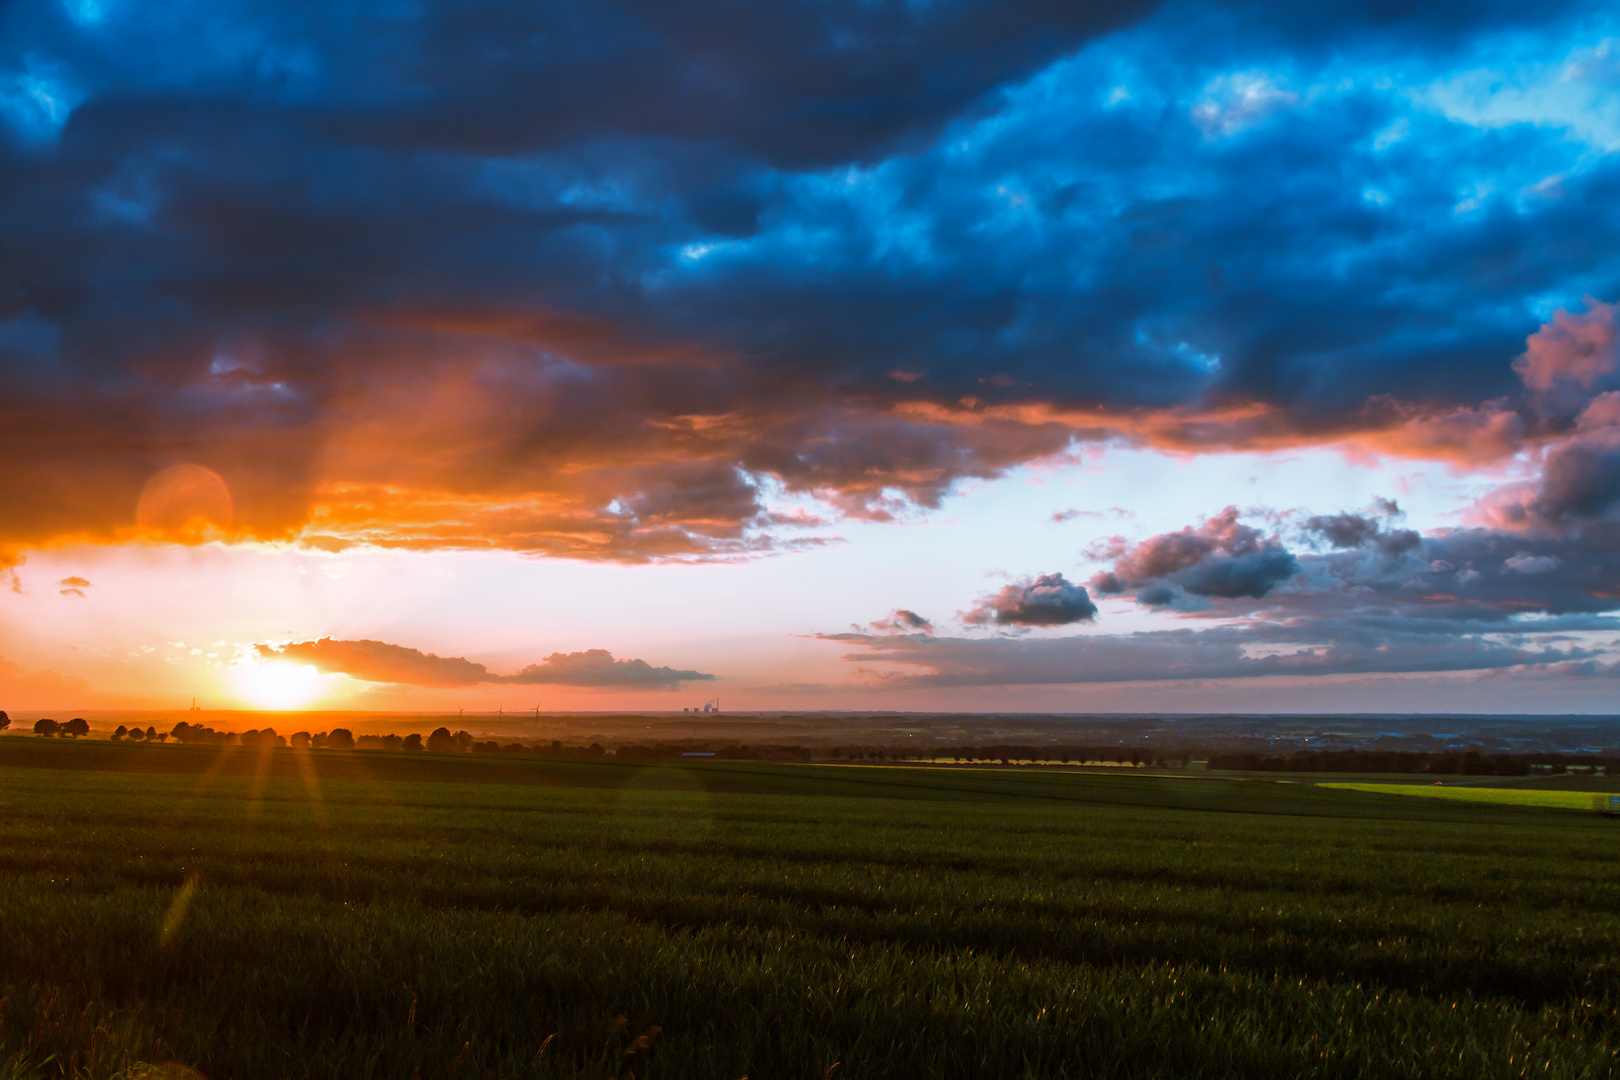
[1, 739, 1618, 1079]
[1320, 781, 1619, 810]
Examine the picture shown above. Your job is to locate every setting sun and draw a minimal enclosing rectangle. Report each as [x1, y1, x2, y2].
[231, 660, 326, 710]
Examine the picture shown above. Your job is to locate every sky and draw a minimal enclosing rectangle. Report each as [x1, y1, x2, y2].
[2, 0, 1619, 714]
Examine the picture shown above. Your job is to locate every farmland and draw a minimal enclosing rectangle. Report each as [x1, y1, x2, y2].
[0, 737, 1617, 1079]
[1321, 781, 1620, 810]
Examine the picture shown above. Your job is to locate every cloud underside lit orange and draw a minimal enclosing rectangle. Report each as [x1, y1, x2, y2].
[0, 394, 1526, 567]
[0, 304, 1605, 566]
[262, 639, 714, 688]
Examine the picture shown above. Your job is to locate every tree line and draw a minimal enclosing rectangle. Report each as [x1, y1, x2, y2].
[31, 717, 90, 737]
[17, 717, 1615, 775]
[105, 722, 604, 755]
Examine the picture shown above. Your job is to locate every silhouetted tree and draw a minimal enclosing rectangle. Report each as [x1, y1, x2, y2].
[0, 710, 9, 730]
[34, 718, 59, 736]
[311, 732, 328, 749]
[454, 730, 473, 751]
[427, 727, 455, 752]
[129, 726, 147, 741]
[113, 725, 129, 741]
[60, 717, 88, 737]
[327, 728, 354, 750]
[146, 726, 158, 741]
[403, 733, 424, 751]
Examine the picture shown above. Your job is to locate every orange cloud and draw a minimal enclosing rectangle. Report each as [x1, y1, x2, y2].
[261, 638, 714, 688]
[1512, 299, 1617, 394]
[0, 303, 1611, 566]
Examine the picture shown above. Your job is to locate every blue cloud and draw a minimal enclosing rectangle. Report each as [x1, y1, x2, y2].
[1, 0, 1618, 559]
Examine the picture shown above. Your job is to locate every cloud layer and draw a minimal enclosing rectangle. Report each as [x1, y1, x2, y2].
[837, 372, 1620, 686]
[2, 1, 1618, 563]
[831, 501, 1620, 687]
[262, 639, 713, 688]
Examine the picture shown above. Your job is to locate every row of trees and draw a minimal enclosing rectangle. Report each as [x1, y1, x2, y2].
[113, 725, 165, 742]
[11, 720, 1187, 766]
[155, 723, 532, 753]
[32, 718, 90, 737]
[23, 717, 1614, 775]
[166, 722, 359, 748]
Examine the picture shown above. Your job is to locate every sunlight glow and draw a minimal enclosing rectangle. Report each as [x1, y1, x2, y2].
[231, 659, 325, 710]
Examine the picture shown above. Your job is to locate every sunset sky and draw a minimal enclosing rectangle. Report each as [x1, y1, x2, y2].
[2, 0, 1619, 714]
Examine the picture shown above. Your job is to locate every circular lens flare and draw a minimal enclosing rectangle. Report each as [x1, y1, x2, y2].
[137, 463, 234, 538]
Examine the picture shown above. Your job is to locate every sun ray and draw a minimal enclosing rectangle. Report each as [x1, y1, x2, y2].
[243, 742, 274, 825]
[292, 742, 333, 845]
[175, 742, 241, 822]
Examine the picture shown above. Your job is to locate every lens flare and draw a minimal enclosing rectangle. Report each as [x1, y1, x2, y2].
[136, 463, 234, 538]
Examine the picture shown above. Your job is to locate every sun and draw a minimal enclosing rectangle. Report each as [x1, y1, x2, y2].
[232, 660, 325, 710]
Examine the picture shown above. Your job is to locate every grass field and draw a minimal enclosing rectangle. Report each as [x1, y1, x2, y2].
[1319, 781, 1618, 810]
[1, 739, 1618, 1079]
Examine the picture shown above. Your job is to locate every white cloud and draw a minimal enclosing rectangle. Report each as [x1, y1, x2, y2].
[1421, 37, 1620, 153]
[1190, 71, 1299, 137]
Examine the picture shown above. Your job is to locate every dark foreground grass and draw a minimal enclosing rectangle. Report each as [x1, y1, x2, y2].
[0, 739, 1617, 1079]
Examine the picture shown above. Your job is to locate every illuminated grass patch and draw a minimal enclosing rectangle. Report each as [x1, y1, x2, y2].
[1319, 782, 1609, 810]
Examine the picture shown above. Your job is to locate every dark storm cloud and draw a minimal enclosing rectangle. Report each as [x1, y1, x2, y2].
[962, 573, 1098, 627]
[1, 0, 1618, 562]
[262, 639, 713, 687]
